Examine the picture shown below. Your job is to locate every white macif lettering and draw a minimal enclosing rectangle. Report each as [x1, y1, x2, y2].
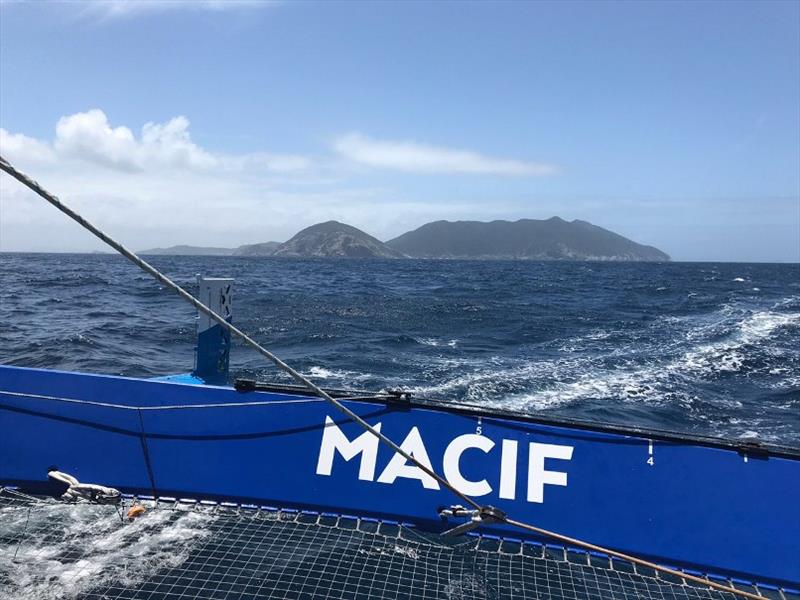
[499, 439, 518, 500]
[377, 427, 440, 490]
[442, 434, 495, 497]
[527, 443, 574, 503]
[316, 416, 381, 481]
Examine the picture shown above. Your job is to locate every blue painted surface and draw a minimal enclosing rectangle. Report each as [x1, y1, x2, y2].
[151, 373, 205, 385]
[1, 364, 798, 586]
[193, 323, 231, 385]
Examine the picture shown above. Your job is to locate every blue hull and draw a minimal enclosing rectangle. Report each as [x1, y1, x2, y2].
[1, 364, 798, 587]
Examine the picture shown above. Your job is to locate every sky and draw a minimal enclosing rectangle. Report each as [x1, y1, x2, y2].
[0, 0, 798, 261]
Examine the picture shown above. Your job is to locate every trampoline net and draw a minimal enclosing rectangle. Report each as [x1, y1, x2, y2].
[0, 491, 790, 600]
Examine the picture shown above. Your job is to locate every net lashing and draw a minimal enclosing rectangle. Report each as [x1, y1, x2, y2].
[1, 491, 789, 600]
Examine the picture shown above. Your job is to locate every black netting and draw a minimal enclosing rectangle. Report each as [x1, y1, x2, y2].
[0, 490, 786, 600]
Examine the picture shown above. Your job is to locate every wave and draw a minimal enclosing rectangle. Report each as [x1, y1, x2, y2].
[4, 255, 799, 444]
[407, 303, 800, 440]
[417, 337, 459, 348]
[305, 366, 374, 383]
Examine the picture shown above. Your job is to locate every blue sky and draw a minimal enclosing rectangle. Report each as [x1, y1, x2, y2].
[0, 0, 798, 261]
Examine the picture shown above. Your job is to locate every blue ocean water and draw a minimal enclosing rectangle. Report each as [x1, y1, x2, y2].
[1, 253, 799, 444]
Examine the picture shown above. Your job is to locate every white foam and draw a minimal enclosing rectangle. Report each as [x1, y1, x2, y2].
[409, 304, 799, 418]
[417, 338, 459, 348]
[307, 366, 337, 378]
[444, 574, 488, 598]
[676, 308, 800, 378]
[306, 366, 372, 382]
[0, 503, 213, 600]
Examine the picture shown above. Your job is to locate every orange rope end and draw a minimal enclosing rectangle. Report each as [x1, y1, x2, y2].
[126, 505, 146, 520]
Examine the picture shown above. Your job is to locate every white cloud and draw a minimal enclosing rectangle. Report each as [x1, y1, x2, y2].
[2, 109, 303, 174]
[74, 0, 274, 20]
[0, 110, 564, 252]
[55, 110, 138, 170]
[221, 152, 311, 173]
[53, 109, 210, 172]
[53, 110, 218, 171]
[0, 110, 388, 252]
[333, 132, 558, 176]
[0, 128, 56, 163]
[0, 163, 413, 253]
[140, 116, 218, 169]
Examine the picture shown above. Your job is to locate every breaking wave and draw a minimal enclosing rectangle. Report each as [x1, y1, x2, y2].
[406, 301, 800, 441]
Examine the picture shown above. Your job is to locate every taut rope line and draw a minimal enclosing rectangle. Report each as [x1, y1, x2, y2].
[0, 156, 762, 600]
[0, 155, 479, 512]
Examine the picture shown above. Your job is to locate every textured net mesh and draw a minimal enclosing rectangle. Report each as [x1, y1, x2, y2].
[0, 491, 787, 600]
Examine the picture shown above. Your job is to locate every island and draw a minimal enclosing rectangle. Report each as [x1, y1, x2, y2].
[139, 217, 669, 261]
[386, 217, 669, 261]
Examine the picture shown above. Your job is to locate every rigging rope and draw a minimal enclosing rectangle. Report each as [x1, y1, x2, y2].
[0, 155, 762, 600]
[0, 154, 481, 512]
[0, 389, 327, 409]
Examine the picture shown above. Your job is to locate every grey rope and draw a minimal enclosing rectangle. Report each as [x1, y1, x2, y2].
[0, 389, 327, 410]
[12, 505, 32, 561]
[0, 156, 761, 600]
[0, 487, 44, 503]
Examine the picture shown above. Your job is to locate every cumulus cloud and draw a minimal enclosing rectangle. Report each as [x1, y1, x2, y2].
[1, 109, 304, 174]
[54, 110, 140, 170]
[333, 132, 558, 176]
[53, 110, 217, 171]
[0, 109, 377, 252]
[0, 129, 56, 163]
[0, 110, 562, 252]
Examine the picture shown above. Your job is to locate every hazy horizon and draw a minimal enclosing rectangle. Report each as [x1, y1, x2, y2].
[1, 1, 798, 262]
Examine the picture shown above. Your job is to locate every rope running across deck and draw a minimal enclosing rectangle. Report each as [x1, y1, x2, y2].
[0, 155, 764, 600]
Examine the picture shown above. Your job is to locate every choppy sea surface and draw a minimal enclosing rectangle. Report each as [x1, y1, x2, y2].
[1, 253, 799, 444]
[1, 253, 799, 600]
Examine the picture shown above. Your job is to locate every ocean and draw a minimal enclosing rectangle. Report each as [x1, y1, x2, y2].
[1, 253, 799, 445]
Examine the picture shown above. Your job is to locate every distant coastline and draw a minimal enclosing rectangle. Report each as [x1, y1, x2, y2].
[5, 251, 800, 264]
[138, 217, 670, 262]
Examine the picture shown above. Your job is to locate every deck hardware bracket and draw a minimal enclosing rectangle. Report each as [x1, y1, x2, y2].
[384, 389, 412, 410]
[439, 504, 507, 537]
[234, 379, 257, 393]
[735, 441, 769, 459]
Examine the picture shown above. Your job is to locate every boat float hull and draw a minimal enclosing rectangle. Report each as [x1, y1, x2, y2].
[1, 365, 798, 587]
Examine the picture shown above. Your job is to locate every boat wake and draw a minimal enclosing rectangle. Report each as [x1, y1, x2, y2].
[404, 300, 800, 442]
[0, 499, 213, 600]
[3, 254, 799, 445]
